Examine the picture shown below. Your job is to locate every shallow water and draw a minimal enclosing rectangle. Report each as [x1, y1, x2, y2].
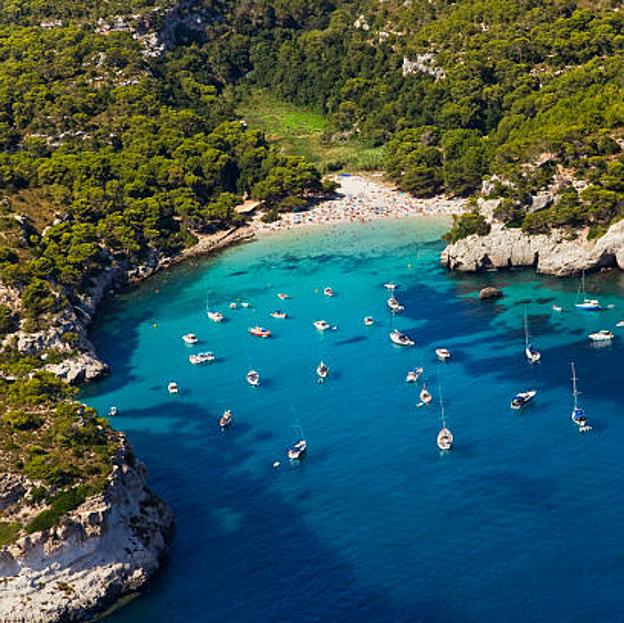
[84, 218, 624, 623]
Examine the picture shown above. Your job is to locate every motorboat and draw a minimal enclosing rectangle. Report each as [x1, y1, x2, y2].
[229, 302, 237, 309]
[384, 282, 397, 290]
[575, 271, 602, 311]
[167, 382, 179, 394]
[277, 292, 290, 300]
[419, 384, 432, 405]
[552, 305, 563, 312]
[387, 297, 405, 313]
[189, 352, 215, 365]
[510, 390, 537, 410]
[363, 316, 374, 326]
[271, 310, 288, 319]
[249, 326, 271, 338]
[588, 329, 614, 342]
[313, 319, 331, 332]
[406, 367, 423, 383]
[437, 427, 453, 451]
[524, 308, 541, 363]
[246, 370, 260, 387]
[617, 321, 624, 328]
[241, 302, 250, 308]
[570, 362, 592, 432]
[389, 329, 414, 346]
[182, 333, 198, 345]
[323, 287, 335, 297]
[435, 348, 451, 361]
[207, 311, 224, 322]
[316, 361, 329, 381]
[220, 409, 233, 429]
[108, 406, 118, 417]
[287, 439, 307, 461]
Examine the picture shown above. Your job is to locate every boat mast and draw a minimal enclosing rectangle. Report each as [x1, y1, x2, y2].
[438, 374, 446, 429]
[571, 362, 579, 410]
[524, 307, 529, 346]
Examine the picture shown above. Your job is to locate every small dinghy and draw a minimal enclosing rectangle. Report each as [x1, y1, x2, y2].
[419, 383, 432, 405]
[570, 363, 592, 432]
[277, 292, 290, 300]
[189, 352, 215, 365]
[313, 319, 331, 332]
[389, 329, 414, 346]
[220, 409, 233, 429]
[387, 297, 405, 313]
[384, 282, 397, 290]
[249, 326, 271, 338]
[182, 333, 198, 345]
[510, 390, 537, 410]
[435, 348, 451, 361]
[287, 439, 307, 461]
[316, 361, 329, 381]
[207, 311, 224, 322]
[406, 367, 423, 383]
[229, 302, 237, 309]
[588, 329, 613, 342]
[108, 406, 118, 417]
[241, 302, 250, 308]
[552, 305, 563, 312]
[363, 316, 374, 326]
[271, 310, 287, 319]
[168, 382, 179, 395]
[246, 370, 260, 387]
[323, 287, 335, 297]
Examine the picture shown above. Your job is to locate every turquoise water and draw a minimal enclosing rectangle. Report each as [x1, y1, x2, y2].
[84, 218, 624, 623]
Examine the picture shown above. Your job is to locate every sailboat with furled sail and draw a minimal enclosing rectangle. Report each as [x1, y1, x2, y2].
[524, 307, 541, 363]
[570, 362, 592, 432]
[436, 379, 453, 451]
[575, 271, 602, 311]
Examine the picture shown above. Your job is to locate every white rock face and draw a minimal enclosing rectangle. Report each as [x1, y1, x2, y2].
[441, 220, 624, 276]
[0, 440, 172, 623]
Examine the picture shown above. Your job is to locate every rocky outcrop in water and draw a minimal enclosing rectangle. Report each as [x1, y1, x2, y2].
[0, 438, 173, 623]
[441, 220, 624, 276]
[479, 286, 503, 300]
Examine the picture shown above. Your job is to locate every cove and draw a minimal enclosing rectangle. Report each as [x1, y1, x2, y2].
[84, 217, 624, 623]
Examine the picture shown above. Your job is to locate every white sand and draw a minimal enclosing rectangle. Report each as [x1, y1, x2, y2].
[251, 174, 467, 234]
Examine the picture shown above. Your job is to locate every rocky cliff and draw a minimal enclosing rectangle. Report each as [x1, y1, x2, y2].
[441, 219, 624, 276]
[0, 438, 173, 623]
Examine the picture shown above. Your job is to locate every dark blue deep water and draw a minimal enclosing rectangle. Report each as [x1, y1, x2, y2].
[84, 219, 624, 623]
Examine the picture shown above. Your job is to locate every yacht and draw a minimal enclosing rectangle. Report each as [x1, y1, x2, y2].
[167, 382, 179, 394]
[182, 333, 198, 345]
[316, 361, 329, 381]
[246, 370, 260, 387]
[406, 367, 424, 383]
[524, 308, 541, 363]
[570, 362, 592, 432]
[435, 348, 451, 361]
[271, 310, 288, 319]
[207, 311, 224, 322]
[108, 406, 118, 417]
[389, 329, 414, 346]
[510, 390, 537, 410]
[588, 329, 614, 342]
[387, 297, 405, 313]
[189, 352, 215, 365]
[575, 271, 602, 311]
[324, 287, 335, 297]
[220, 409, 233, 429]
[436, 383, 453, 451]
[287, 439, 307, 461]
[249, 326, 271, 338]
[363, 316, 374, 326]
[313, 319, 331, 332]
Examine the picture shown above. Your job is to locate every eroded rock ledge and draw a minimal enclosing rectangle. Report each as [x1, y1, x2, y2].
[0, 437, 173, 623]
[441, 220, 624, 276]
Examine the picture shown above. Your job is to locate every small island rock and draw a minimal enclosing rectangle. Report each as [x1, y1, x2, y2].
[479, 286, 503, 300]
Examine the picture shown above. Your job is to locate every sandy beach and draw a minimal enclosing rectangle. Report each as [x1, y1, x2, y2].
[251, 174, 467, 234]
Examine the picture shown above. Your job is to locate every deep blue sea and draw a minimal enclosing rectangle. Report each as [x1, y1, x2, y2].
[84, 218, 624, 623]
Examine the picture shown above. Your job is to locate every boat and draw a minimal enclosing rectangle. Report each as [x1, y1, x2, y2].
[241, 302, 250, 308]
[249, 326, 271, 338]
[229, 302, 237, 309]
[384, 282, 397, 290]
[510, 390, 537, 410]
[220, 409, 233, 429]
[323, 287, 334, 297]
[552, 304, 563, 312]
[287, 439, 307, 461]
[271, 310, 287, 319]
[108, 406, 118, 417]
[387, 296, 405, 313]
[524, 308, 541, 363]
[570, 362, 592, 432]
[435, 348, 451, 361]
[436, 383, 453, 451]
[316, 361, 329, 381]
[182, 333, 198, 345]
[167, 382, 178, 394]
[419, 383, 432, 405]
[207, 311, 224, 323]
[246, 370, 260, 387]
[588, 329, 614, 342]
[389, 329, 414, 346]
[617, 321, 624, 328]
[189, 352, 215, 365]
[406, 367, 423, 383]
[363, 316, 374, 326]
[277, 292, 290, 300]
[575, 271, 602, 311]
[313, 319, 331, 332]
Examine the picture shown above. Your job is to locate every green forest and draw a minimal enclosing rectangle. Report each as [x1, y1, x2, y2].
[2, 0, 624, 540]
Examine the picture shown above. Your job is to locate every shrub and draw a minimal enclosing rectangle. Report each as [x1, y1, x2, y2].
[0, 522, 20, 546]
[2, 409, 42, 431]
[443, 212, 491, 244]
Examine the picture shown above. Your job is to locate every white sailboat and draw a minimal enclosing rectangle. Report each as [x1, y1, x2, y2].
[436, 382, 453, 451]
[570, 362, 592, 432]
[524, 308, 541, 363]
[575, 271, 601, 311]
[316, 361, 329, 382]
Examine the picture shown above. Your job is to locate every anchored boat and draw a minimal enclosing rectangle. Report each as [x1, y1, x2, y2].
[182, 333, 198, 345]
[389, 329, 414, 346]
[220, 409, 233, 429]
[288, 439, 307, 461]
[510, 390, 537, 410]
[189, 352, 215, 365]
[570, 363, 592, 432]
[249, 326, 271, 338]
[524, 308, 541, 363]
[575, 271, 602, 311]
